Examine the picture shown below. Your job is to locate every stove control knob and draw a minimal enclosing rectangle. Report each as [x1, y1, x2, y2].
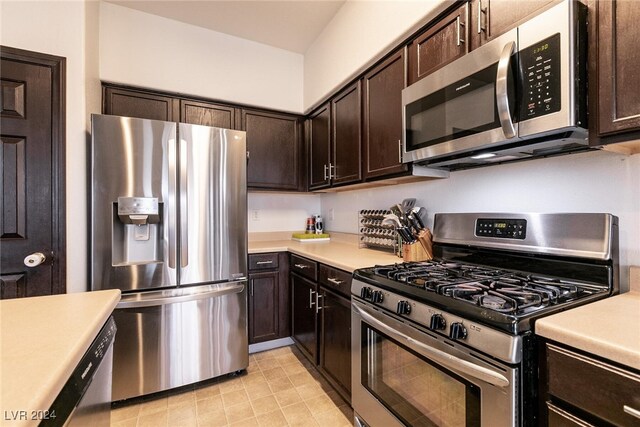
[360, 287, 372, 300]
[429, 314, 446, 331]
[371, 290, 384, 304]
[449, 322, 468, 340]
[397, 300, 411, 315]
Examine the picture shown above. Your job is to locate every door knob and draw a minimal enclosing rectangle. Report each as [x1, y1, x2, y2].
[24, 252, 46, 267]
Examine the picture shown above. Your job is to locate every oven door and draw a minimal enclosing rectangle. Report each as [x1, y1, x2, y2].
[352, 300, 518, 427]
[402, 28, 519, 164]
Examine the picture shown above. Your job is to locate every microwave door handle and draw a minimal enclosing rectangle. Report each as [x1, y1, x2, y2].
[496, 41, 517, 139]
[354, 303, 510, 389]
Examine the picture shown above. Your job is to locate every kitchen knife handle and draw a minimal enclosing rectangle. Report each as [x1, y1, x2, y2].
[496, 41, 516, 139]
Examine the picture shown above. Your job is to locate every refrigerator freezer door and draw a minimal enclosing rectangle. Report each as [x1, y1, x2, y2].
[91, 114, 177, 291]
[178, 124, 248, 285]
[111, 282, 248, 401]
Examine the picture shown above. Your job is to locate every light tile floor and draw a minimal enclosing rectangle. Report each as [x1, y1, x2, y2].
[110, 345, 353, 427]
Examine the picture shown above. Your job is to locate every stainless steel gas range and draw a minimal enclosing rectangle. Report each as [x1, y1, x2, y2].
[351, 213, 619, 427]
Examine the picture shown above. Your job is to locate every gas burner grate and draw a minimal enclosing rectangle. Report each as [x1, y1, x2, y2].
[368, 261, 592, 315]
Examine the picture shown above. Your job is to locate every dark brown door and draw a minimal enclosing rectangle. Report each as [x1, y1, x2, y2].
[248, 271, 279, 344]
[241, 109, 303, 191]
[407, 3, 468, 85]
[363, 49, 408, 179]
[331, 81, 362, 186]
[1, 47, 65, 298]
[307, 104, 331, 190]
[180, 99, 237, 129]
[103, 86, 179, 121]
[319, 288, 352, 403]
[291, 273, 317, 363]
[595, 0, 640, 136]
[469, 0, 559, 51]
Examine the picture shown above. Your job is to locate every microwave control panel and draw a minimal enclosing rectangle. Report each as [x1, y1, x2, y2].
[520, 33, 561, 119]
[476, 219, 527, 239]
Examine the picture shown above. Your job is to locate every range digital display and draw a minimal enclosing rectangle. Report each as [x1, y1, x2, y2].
[476, 219, 527, 239]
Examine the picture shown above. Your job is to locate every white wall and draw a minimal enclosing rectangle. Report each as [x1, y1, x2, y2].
[0, 0, 94, 293]
[303, 0, 446, 110]
[320, 150, 640, 290]
[248, 193, 321, 233]
[99, 2, 304, 113]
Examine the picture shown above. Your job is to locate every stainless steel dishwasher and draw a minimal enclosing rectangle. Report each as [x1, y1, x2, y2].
[43, 317, 116, 426]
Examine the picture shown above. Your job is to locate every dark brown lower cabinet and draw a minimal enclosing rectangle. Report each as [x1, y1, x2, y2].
[291, 273, 318, 362]
[291, 257, 352, 403]
[248, 252, 290, 345]
[318, 287, 352, 403]
[541, 340, 640, 426]
[249, 271, 279, 343]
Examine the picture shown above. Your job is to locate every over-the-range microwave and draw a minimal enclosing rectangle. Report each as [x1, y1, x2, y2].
[402, 0, 588, 170]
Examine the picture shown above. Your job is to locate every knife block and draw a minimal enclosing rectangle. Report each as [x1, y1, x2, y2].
[402, 229, 434, 262]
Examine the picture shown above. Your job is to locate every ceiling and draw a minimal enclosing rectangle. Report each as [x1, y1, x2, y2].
[106, 0, 346, 54]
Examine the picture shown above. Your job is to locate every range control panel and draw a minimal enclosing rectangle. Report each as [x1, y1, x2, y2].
[476, 219, 527, 239]
[520, 33, 561, 119]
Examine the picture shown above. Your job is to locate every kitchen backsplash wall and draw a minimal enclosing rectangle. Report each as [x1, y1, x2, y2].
[321, 150, 640, 291]
[248, 193, 321, 233]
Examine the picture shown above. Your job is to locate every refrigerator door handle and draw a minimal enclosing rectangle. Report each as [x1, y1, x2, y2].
[168, 136, 178, 269]
[179, 136, 189, 268]
[116, 281, 246, 309]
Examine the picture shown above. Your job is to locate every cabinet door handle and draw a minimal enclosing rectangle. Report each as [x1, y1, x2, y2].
[398, 139, 402, 164]
[456, 16, 465, 47]
[477, 0, 487, 34]
[309, 289, 316, 308]
[624, 405, 640, 420]
[294, 263, 309, 269]
[316, 293, 324, 313]
[256, 260, 273, 265]
[327, 278, 343, 286]
[250, 279, 254, 297]
[329, 163, 335, 179]
[324, 164, 329, 180]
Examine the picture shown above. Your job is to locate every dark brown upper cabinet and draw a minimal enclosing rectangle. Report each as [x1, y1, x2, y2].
[590, 0, 640, 141]
[331, 81, 362, 186]
[241, 109, 304, 191]
[103, 86, 179, 122]
[363, 49, 409, 179]
[307, 103, 332, 190]
[469, 0, 559, 51]
[180, 99, 237, 129]
[407, 3, 468, 86]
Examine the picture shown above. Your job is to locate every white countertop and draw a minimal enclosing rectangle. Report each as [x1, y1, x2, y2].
[536, 267, 640, 370]
[0, 290, 121, 426]
[248, 234, 401, 272]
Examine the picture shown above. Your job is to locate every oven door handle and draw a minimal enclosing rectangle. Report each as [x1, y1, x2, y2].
[496, 41, 517, 139]
[355, 304, 510, 389]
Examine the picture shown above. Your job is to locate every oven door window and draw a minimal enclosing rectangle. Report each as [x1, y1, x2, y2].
[405, 61, 516, 152]
[362, 324, 481, 427]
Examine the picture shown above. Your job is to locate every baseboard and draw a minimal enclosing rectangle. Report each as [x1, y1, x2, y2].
[249, 337, 294, 354]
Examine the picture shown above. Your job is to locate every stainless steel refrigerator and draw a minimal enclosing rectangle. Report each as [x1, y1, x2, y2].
[90, 114, 248, 401]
